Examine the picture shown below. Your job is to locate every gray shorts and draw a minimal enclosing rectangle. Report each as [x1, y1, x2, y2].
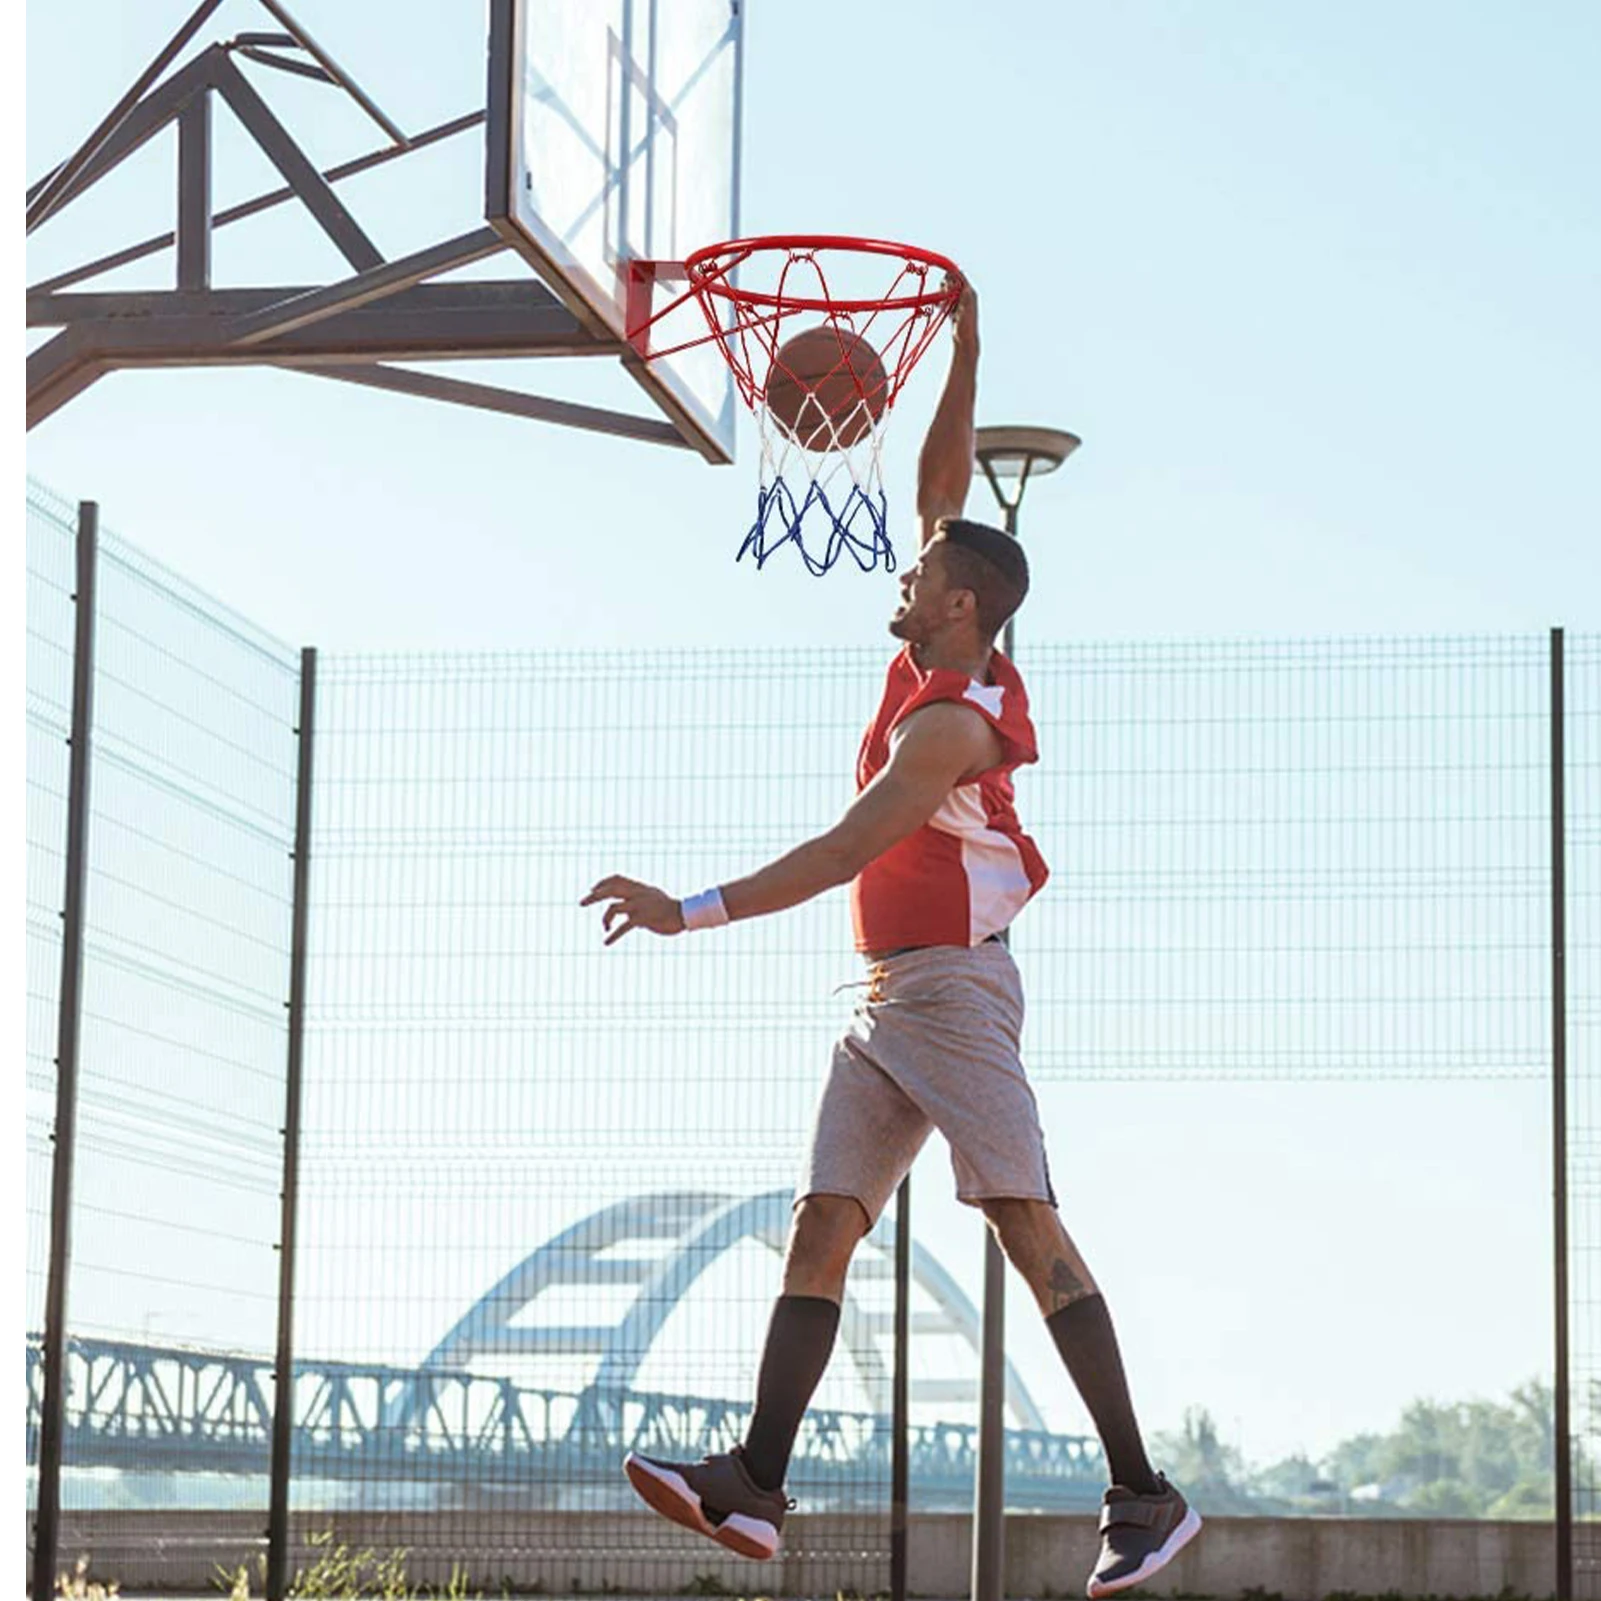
[796, 941, 1058, 1230]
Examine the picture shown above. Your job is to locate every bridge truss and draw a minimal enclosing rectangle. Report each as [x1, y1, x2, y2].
[24, 1332, 1105, 1512]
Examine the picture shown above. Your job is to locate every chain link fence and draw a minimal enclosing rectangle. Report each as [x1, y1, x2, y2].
[23, 480, 1599, 1597]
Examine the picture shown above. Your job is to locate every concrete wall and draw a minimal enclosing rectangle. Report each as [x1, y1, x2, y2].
[40, 1509, 1556, 1599]
[920, 1512, 1554, 1600]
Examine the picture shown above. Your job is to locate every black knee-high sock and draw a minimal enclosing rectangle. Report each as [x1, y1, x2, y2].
[740, 1294, 841, 1491]
[1045, 1294, 1161, 1494]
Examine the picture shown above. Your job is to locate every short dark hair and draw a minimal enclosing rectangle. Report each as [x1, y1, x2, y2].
[932, 518, 1030, 640]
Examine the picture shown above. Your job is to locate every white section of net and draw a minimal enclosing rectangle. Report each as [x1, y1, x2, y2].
[743, 371, 894, 576]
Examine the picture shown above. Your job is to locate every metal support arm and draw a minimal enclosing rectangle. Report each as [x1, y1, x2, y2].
[207, 52, 382, 271]
[225, 227, 507, 347]
[26, 0, 223, 231]
[295, 364, 689, 448]
[32, 51, 218, 225]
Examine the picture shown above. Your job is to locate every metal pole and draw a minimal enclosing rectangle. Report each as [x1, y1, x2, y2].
[1550, 626, 1572, 1601]
[32, 502, 99, 1601]
[267, 646, 317, 1601]
[890, 1174, 911, 1601]
[972, 499, 1020, 1601]
[972, 1230, 1007, 1601]
[176, 93, 211, 291]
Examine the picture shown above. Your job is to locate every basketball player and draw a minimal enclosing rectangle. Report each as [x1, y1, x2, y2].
[583, 281, 1201, 1597]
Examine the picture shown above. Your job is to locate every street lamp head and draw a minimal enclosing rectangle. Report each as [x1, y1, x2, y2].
[973, 425, 1081, 481]
[971, 424, 1081, 537]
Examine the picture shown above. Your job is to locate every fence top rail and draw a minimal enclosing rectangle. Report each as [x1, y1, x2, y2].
[27, 476, 301, 673]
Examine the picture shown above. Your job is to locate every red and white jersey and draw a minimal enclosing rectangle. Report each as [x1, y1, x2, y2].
[850, 645, 1050, 952]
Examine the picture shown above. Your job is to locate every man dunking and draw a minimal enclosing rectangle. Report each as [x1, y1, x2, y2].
[582, 281, 1202, 1598]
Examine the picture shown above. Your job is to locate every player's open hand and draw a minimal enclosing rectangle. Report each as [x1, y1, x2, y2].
[948, 275, 978, 359]
[581, 875, 686, 946]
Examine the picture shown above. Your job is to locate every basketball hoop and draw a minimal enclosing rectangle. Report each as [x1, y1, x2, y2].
[631, 235, 962, 575]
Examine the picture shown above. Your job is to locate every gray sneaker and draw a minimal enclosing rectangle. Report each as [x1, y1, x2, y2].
[1086, 1473, 1203, 1596]
[623, 1445, 794, 1560]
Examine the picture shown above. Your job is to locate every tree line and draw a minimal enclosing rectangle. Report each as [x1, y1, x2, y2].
[1151, 1377, 1598, 1519]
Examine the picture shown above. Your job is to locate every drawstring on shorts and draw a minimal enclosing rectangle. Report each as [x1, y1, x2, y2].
[832, 962, 893, 1005]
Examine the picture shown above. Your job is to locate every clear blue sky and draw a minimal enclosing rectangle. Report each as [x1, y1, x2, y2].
[26, 0, 1600, 650]
[24, 0, 1599, 1474]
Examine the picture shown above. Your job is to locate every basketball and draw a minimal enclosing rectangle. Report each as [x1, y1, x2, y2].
[764, 326, 889, 451]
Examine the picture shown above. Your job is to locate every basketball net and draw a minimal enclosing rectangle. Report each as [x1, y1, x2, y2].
[633, 236, 960, 575]
[745, 324, 895, 577]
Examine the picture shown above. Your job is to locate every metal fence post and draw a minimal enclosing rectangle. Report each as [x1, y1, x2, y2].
[32, 501, 99, 1601]
[1550, 625, 1572, 1601]
[267, 646, 317, 1601]
[973, 1228, 1007, 1601]
[891, 1174, 911, 1601]
[973, 594, 1021, 1601]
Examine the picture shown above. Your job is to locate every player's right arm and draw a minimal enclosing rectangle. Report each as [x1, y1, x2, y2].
[581, 703, 997, 943]
[916, 278, 979, 549]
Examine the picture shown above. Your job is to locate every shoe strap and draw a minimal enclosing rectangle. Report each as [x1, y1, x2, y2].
[1100, 1498, 1164, 1532]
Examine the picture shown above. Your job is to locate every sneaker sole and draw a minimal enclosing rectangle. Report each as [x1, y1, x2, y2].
[623, 1452, 781, 1561]
[1086, 1505, 1203, 1597]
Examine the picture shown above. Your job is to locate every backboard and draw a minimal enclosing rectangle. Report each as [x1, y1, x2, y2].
[486, 0, 743, 463]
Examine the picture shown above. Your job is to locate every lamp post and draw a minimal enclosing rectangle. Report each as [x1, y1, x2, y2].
[974, 426, 1081, 656]
[968, 423, 1080, 1601]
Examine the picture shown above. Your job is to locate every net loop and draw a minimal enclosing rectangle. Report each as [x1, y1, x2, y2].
[665, 236, 961, 573]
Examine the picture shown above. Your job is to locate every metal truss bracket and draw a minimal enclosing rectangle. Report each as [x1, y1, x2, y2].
[25, 0, 693, 447]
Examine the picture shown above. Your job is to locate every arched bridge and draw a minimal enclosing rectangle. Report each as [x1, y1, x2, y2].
[408, 1189, 1048, 1432]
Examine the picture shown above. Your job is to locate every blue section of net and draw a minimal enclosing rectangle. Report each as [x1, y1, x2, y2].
[739, 473, 895, 576]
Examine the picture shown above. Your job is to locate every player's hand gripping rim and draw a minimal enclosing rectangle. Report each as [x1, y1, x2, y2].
[946, 274, 978, 359]
[581, 876, 686, 946]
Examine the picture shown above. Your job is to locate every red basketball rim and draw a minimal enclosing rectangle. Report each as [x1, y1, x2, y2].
[685, 234, 962, 315]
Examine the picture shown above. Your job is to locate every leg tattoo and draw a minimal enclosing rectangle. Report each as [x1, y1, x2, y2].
[1047, 1255, 1095, 1313]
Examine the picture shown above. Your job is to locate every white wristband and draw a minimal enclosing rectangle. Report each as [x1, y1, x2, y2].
[680, 887, 730, 931]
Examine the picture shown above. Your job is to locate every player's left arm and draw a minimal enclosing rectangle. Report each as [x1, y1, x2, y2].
[582, 703, 1000, 945]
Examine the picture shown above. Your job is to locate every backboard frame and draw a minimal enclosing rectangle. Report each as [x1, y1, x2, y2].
[484, 0, 743, 465]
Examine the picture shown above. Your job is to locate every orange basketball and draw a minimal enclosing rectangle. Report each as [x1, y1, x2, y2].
[764, 326, 889, 451]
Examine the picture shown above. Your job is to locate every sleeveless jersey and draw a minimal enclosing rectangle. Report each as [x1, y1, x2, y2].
[850, 645, 1050, 952]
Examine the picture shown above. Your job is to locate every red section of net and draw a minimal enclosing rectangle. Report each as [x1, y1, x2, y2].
[632, 236, 961, 422]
